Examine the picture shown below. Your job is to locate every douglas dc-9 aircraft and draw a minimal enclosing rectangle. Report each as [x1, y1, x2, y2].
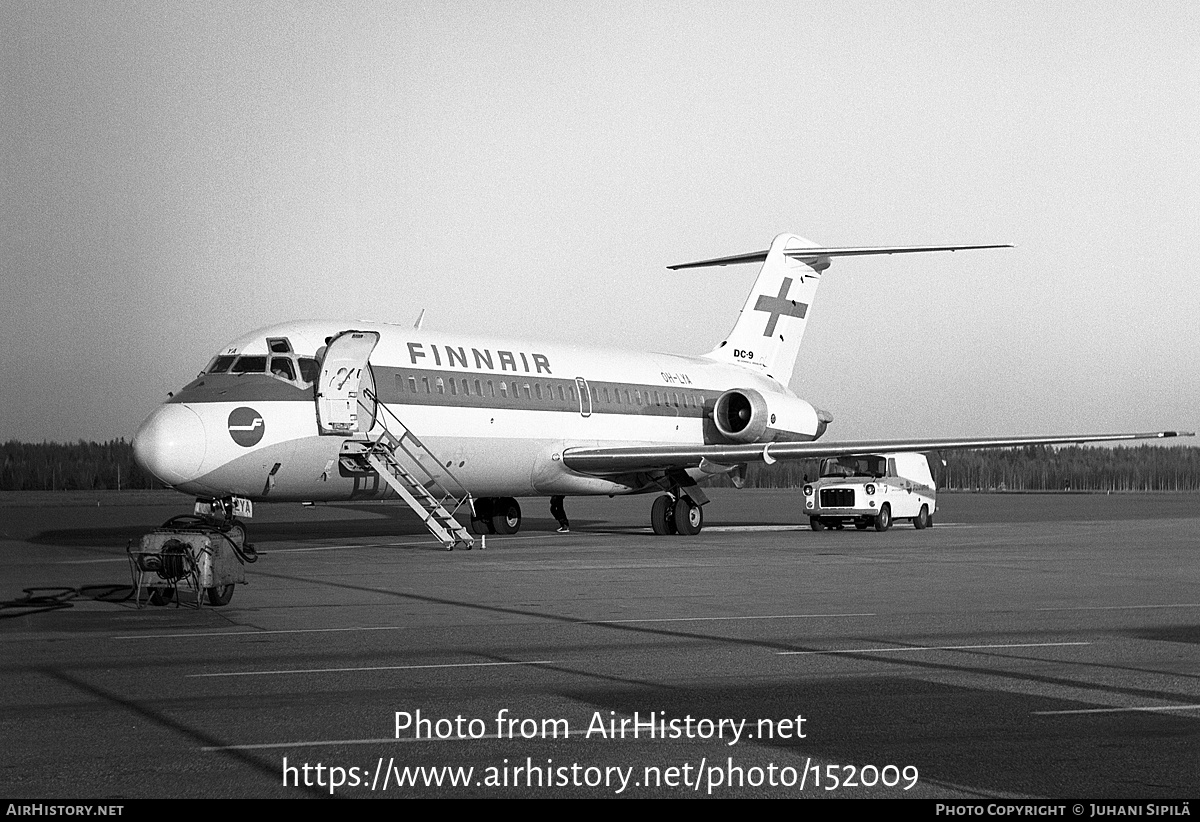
[132, 233, 1190, 550]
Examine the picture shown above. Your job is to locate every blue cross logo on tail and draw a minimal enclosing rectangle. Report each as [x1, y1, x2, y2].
[754, 278, 808, 336]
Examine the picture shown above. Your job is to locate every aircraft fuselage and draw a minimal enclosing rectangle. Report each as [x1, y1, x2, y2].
[132, 320, 825, 503]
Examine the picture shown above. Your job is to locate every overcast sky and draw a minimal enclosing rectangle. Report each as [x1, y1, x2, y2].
[3, 1, 1198, 443]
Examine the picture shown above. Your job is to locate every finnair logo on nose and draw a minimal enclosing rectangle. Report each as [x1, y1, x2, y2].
[227, 407, 265, 447]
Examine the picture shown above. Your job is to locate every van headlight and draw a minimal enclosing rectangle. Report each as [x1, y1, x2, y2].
[865, 484, 876, 495]
[803, 484, 813, 496]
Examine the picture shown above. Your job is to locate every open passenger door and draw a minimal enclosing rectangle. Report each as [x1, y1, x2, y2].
[316, 330, 380, 435]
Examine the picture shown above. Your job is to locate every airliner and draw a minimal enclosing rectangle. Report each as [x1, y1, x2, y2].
[132, 233, 1189, 540]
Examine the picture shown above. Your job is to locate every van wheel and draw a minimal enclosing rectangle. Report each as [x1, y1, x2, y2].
[809, 517, 824, 531]
[914, 505, 929, 530]
[874, 504, 892, 532]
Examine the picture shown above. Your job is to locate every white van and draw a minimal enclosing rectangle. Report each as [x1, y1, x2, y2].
[802, 452, 936, 531]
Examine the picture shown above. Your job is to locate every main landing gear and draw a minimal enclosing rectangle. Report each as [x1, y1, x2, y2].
[650, 493, 705, 536]
[470, 497, 523, 535]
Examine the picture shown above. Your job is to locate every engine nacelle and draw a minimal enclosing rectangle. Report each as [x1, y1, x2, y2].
[712, 388, 830, 443]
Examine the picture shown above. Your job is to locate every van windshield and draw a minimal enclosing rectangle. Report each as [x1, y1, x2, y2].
[820, 455, 886, 478]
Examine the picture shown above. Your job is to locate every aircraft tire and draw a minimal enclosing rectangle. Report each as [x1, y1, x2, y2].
[463, 496, 492, 535]
[206, 584, 234, 606]
[673, 498, 703, 535]
[874, 504, 892, 532]
[470, 498, 497, 535]
[809, 517, 824, 532]
[914, 505, 929, 530]
[491, 497, 522, 535]
[651, 495, 675, 535]
[854, 520, 869, 530]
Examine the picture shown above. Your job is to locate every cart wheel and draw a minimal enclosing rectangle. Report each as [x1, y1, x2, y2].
[226, 521, 247, 548]
[148, 588, 174, 607]
[206, 585, 234, 606]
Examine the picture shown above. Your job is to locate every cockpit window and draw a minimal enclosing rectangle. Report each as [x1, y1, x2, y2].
[270, 357, 296, 381]
[267, 337, 293, 354]
[231, 356, 267, 373]
[207, 355, 237, 374]
[298, 357, 319, 384]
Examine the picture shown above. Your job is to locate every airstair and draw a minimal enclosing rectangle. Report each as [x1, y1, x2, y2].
[317, 330, 476, 551]
[339, 388, 476, 551]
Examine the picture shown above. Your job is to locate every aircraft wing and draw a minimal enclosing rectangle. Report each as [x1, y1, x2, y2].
[561, 431, 1193, 475]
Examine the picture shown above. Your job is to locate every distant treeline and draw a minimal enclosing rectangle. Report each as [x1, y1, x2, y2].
[1, 440, 157, 491]
[3, 440, 1199, 493]
[731, 444, 1200, 492]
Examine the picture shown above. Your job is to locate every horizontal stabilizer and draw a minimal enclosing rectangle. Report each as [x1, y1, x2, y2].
[669, 243, 1012, 270]
[563, 431, 1193, 475]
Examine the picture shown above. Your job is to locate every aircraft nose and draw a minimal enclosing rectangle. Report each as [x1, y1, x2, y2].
[132, 404, 207, 486]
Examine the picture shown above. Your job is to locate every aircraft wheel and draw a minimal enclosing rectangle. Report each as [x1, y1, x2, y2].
[874, 504, 892, 532]
[673, 498, 703, 535]
[470, 498, 497, 535]
[927, 514, 935, 527]
[854, 520, 869, 530]
[206, 584, 234, 606]
[914, 505, 930, 530]
[651, 495, 676, 535]
[491, 497, 522, 535]
[809, 517, 824, 532]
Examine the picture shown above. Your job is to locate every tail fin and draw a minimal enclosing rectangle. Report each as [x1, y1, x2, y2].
[697, 233, 826, 385]
[673, 234, 1011, 386]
